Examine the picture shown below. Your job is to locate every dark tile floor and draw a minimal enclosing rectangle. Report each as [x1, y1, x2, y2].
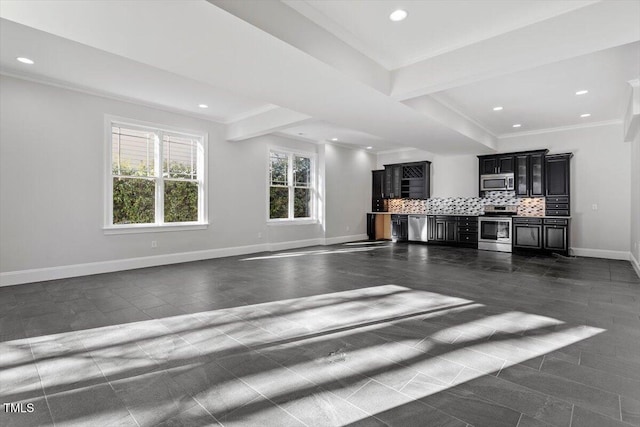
[1, 242, 639, 427]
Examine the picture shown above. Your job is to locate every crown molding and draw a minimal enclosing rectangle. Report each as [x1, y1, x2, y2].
[0, 70, 231, 125]
[498, 119, 623, 139]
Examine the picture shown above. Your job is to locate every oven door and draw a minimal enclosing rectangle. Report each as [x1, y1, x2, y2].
[479, 218, 512, 243]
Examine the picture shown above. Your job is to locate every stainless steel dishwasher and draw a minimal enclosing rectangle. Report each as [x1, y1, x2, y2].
[408, 215, 429, 242]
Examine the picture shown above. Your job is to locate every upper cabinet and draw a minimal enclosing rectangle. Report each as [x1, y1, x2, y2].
[479, 154, 514, 175]
[372, 170, 385, 199]
[545, 153, 572, 197]
[515, 150, 547, 197]
[382, 161, 431, 199]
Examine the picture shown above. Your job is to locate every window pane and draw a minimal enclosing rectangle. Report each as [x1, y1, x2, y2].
[270, 152, 288, 186]
[164, 180, 198, 223]
[112, 126, 155, 177]
[294, 188, 311, 218]
[294, 156, 311, 187]
[112, 177, 155, 224]
[270, 187, 289, 219]
[163, 134, 197, 179]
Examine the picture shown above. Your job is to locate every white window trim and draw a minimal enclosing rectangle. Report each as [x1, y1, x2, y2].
[267, 146, 318, 224]
[104, 115, 208, 234]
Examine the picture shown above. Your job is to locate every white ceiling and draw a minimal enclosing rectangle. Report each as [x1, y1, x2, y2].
[0, 0, 638, 155]
[284, 0, 597, 70]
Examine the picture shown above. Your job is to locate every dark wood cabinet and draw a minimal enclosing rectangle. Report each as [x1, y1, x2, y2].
[372, 170, 386, 211]
[384, 165, 402, 198]
[513, 217, 543, 249]
[391, 214, 408, 242]
[372, 170, 385, 199]
[432, 216, 457, 243]
[456, 216, 478, 247]
[383, 161, 430, 199]
[543, 218, 569, 254]
[479, 154, 514, 175]
[545, 153, 572, 216]
[515, 150, 547, 197]
[545, 154, 571, 197]
[513, 217, 569, 256]
[367, 214, 376, 240]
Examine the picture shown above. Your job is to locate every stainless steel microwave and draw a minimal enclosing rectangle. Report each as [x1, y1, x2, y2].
[480, 173, 514, 191]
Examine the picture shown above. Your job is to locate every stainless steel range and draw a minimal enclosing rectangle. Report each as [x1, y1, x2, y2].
[478, 205, 518, 253]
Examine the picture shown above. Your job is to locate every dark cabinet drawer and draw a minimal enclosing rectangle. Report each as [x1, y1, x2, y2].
[458, 232, 478, 243]
[457, 226, 477, 233]
[547, 203, 568, 210]
[545, 210, 569, 216]
[546, 196, 569, 204]
[513, 217, 542, 224]
[544, 218, 568, 225]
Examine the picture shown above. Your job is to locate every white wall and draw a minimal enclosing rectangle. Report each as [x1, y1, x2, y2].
[377, 148, 478, 198]
[631, 129, 640, 269]
[498, 124, 631, 257]
[325, 144, 377, 239]
[0, 76, 371, 284]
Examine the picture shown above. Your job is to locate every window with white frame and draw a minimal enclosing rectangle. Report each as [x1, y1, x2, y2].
[269, 149, 315, 221]
[107, 119, 207, 230]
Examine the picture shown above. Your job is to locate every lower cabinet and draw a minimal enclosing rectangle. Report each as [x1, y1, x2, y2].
[391, 214, 408, 242]
[367, 214, 376, 240]
[513, 217, 569, 255]
[428, 216, 477, 247]
[543, 218, 569, 254]
[513, 217, 543, 250]
[432, 216, 457, 243]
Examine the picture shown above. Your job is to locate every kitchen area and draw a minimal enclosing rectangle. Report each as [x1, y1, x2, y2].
[367, 149, 572, 256]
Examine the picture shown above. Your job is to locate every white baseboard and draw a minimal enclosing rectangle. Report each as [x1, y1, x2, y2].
[570, 247, 631, 261]
[0, 235, 367, 287]
[631, 252, 640, 278]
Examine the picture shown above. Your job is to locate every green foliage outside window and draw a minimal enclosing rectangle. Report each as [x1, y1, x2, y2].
[269, 152, 313, 219]
[112, 161, 198, 224]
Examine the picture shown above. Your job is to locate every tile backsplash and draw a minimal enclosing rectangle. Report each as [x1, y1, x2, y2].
[386, 192, 545, 216]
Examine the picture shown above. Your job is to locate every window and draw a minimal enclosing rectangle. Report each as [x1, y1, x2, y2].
[269, 149, 315, 221]
[106, 118, 207, 232]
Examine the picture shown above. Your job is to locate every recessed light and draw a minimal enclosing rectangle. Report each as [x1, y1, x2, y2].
[389, 9, 408, 22]
[366, 146, 373, 150]
[331, 138, 338, 141]
[575, 90, 589, 95]
[198, 104, 208, 109]
[512, 124, 522, 128]
[493, 106, 503, 111]
[16, 57, 34, 65]
[580, 113, 591, 118]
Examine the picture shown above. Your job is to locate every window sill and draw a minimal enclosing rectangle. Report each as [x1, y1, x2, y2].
[267, 219, 319, 226]
[104, 223, 208, 235]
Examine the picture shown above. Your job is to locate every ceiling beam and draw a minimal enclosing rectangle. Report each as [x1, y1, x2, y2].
[226, 107, 312, 141]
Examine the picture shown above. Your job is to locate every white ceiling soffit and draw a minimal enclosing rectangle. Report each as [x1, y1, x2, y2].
[0, 18, 271, 123]
[391, 1, 640, 100]
[0, 0, 495, 154]
[284, 0, 598, 71]
[278, 120, 399, 152]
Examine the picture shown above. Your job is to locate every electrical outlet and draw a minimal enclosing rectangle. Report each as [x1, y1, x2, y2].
[591, 204, 598, 211]
[151, 240, 157, 248]
[346, 226, 350, 232]
[257, 232, 262, 239]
